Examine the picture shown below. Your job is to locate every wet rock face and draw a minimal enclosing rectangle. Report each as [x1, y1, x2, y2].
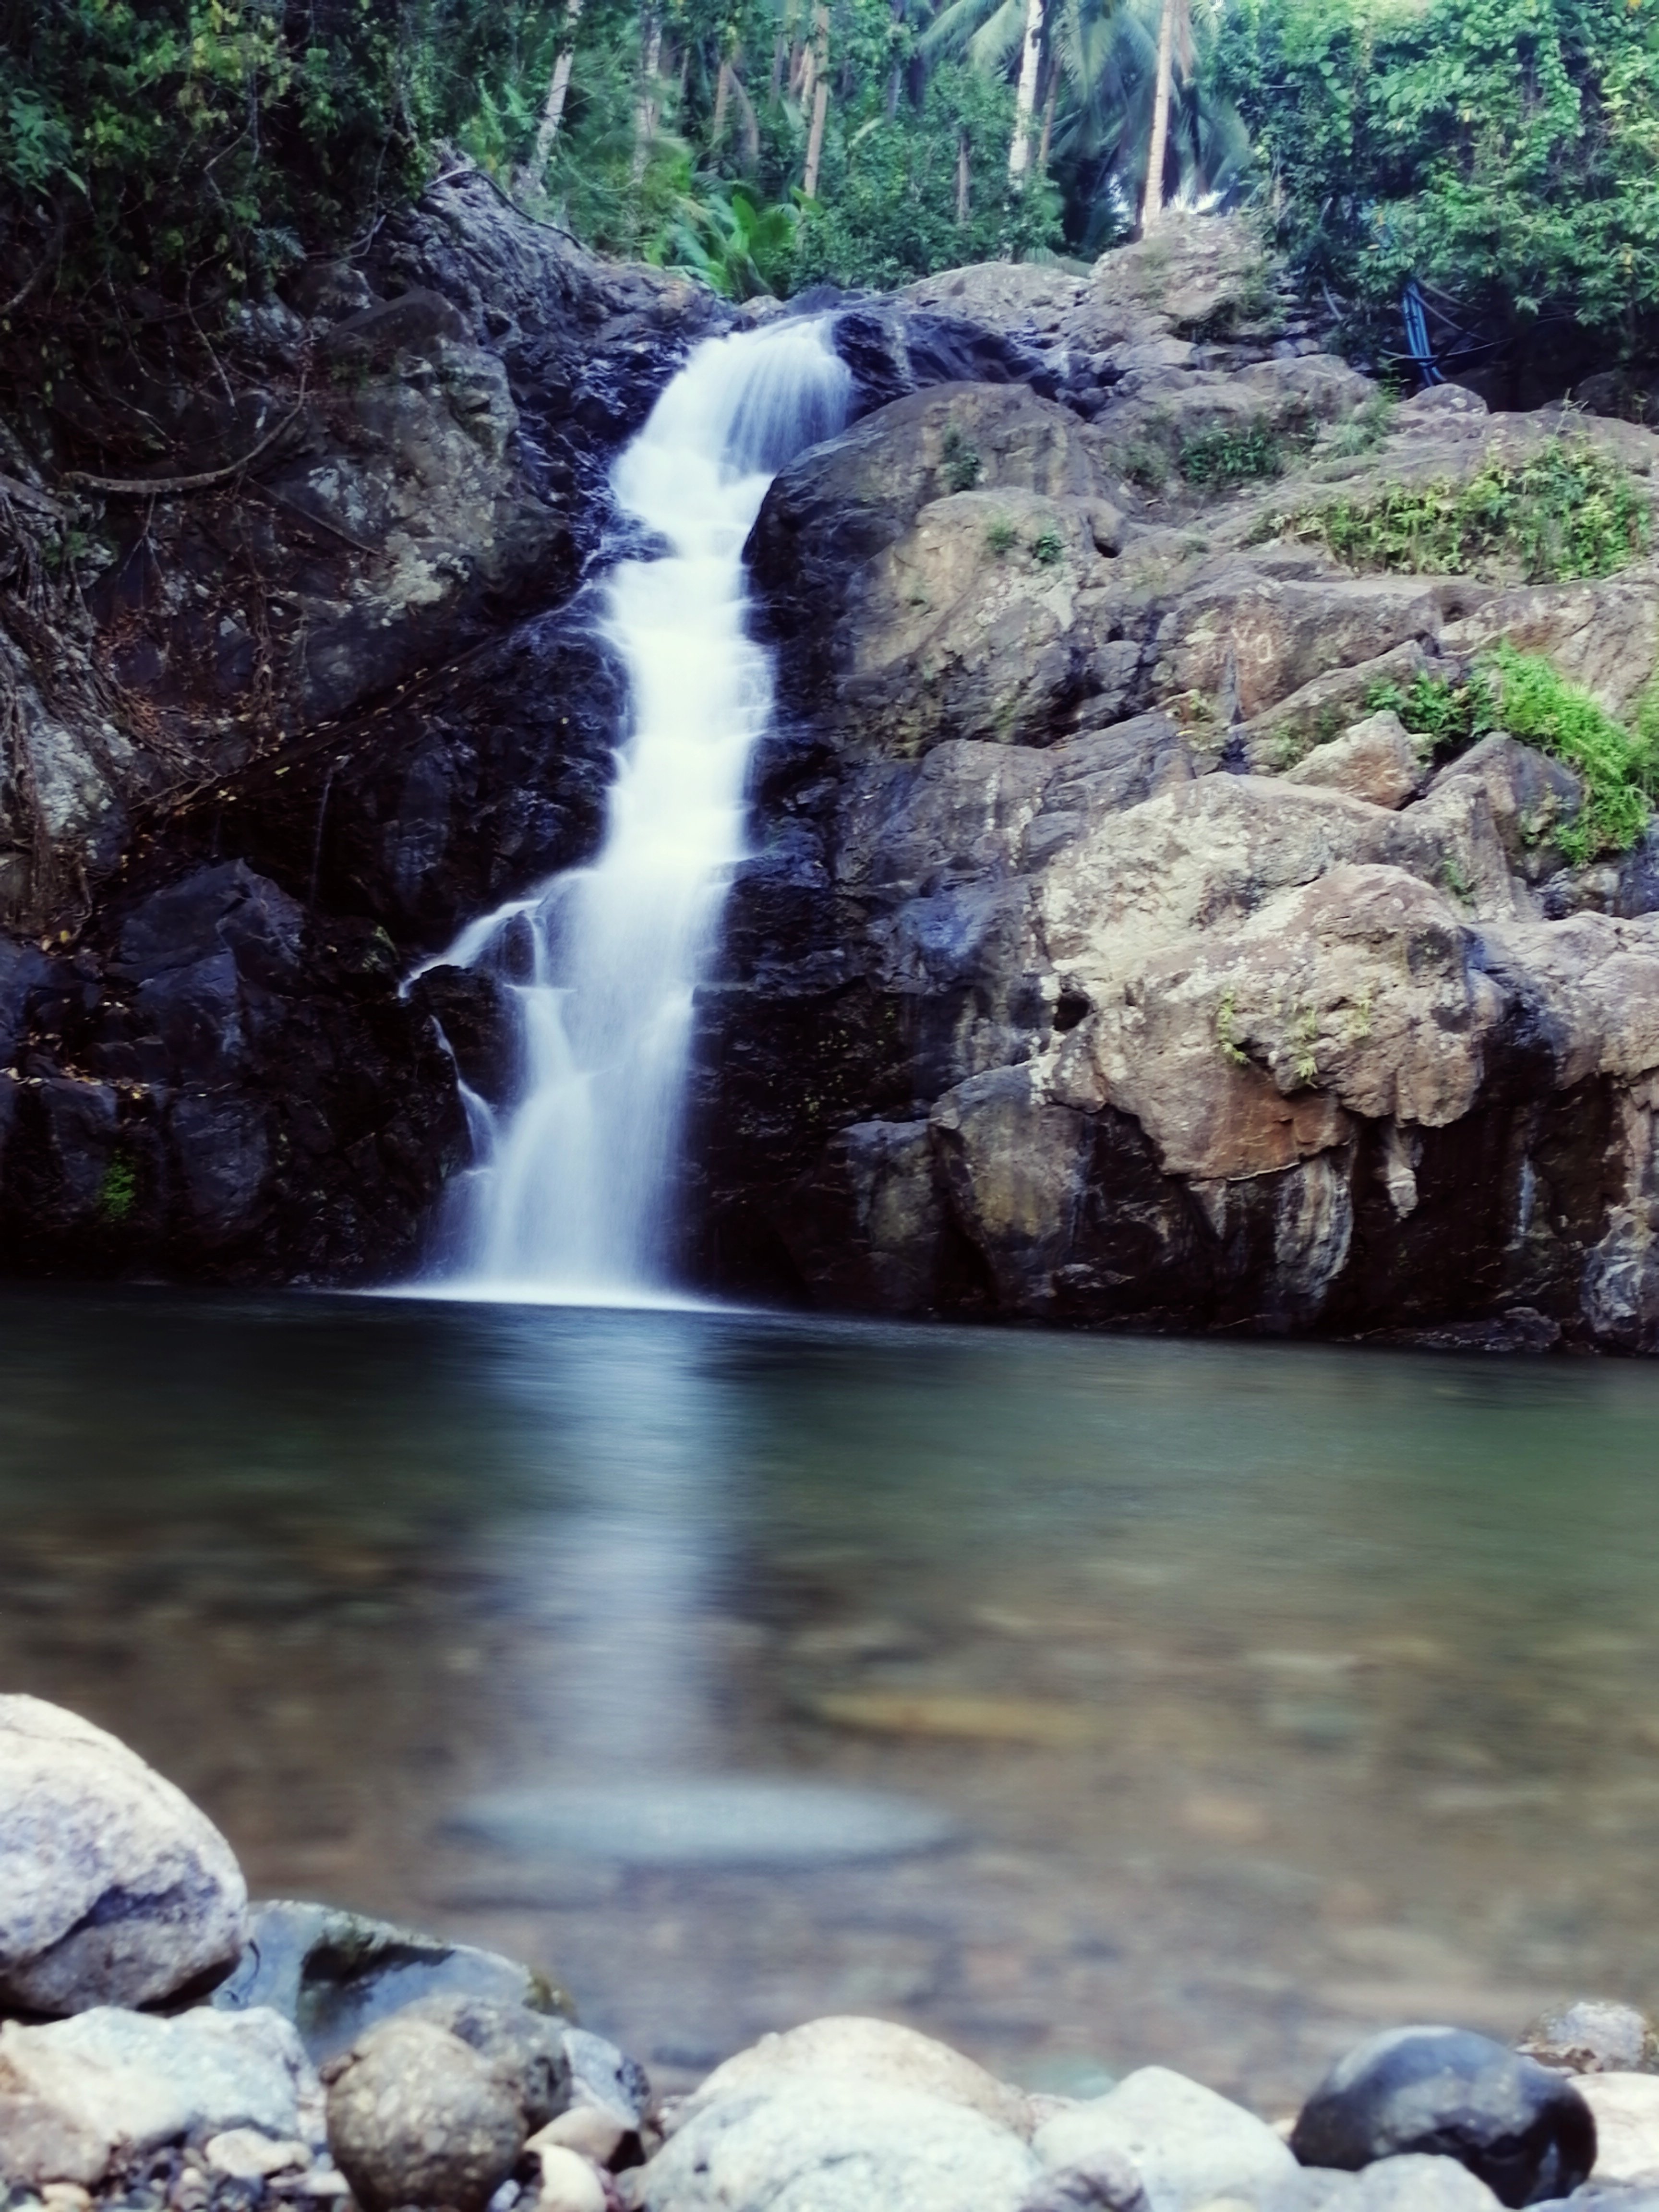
[0, 1694, 247, 2014]
[212, 1900, 575, 2065]
[0, 861, 466, 1283]
[689, 293, 1659, 1349]
[1289, 2027, 1596, 2208]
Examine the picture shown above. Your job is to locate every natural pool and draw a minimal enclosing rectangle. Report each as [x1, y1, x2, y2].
[3, 1288, 1658, 2113]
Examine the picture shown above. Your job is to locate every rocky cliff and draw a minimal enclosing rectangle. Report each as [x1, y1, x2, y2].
[5, 191, 1659, 1348]
[688, 234, 1659, 1352]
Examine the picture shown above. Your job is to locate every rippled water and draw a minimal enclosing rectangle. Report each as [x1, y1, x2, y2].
[4, 1290, 1659, 2109]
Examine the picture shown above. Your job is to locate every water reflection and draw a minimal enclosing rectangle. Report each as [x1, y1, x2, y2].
[2, 1291, 1659, 2107]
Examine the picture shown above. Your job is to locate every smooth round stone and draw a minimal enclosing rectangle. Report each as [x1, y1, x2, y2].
[452, 1779, 958, 1867]
[1290, 2027, 1596, 2210]
[1517, 2001, 1659, 2077]
[326, 2017, 526, 2212]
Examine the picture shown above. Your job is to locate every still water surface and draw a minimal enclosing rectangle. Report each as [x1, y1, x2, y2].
[3, 1290, 1659, 2109]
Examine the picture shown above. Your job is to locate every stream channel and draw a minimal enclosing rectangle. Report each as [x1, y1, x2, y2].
[4, 1286, 1659, 2112]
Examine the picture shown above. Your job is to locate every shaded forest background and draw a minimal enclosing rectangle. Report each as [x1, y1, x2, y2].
[1, 0, 1658, 366]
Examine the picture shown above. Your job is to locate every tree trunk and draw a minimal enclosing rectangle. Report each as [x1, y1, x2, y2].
[1006, 0, 1044, 183]
[711, 56, 733, 144]
[521, 0, 584, 194]
[802, 4, 830, 198]
[631, 11, 663, 182]
[1141, 0, 1177, 230]
[956, 129, 971, 225]
[1036, 55, 1058, 175]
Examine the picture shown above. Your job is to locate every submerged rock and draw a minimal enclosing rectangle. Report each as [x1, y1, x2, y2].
[1289, 2026, 1596, 2208]
[213, 1898, 574, 2062]
[0, 1694, 247, 2015]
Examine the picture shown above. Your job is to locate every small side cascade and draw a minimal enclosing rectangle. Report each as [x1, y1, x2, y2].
[415, 317, 852, 1300]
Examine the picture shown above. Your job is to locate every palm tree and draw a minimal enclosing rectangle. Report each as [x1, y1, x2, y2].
[1139, 0, 1192, 227]
[1007, 0, 1047, 181]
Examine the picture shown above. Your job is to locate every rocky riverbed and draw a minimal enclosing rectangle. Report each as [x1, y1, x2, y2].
[8, 1690, 1659, 2212]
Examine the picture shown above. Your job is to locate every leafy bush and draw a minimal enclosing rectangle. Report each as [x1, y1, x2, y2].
[0, 1, 519, 295]
[1216, 0, 1659, 364]
[1365, 668, 1498, 760]
[1276, 442, 1649, 586]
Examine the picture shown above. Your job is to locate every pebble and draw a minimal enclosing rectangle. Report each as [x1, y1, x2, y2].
[325, 2015, 527, 2212]
[1290, 2026, 1596, 2209]
[202, 2133, 311, 2182]
[1035, 2066, 1297, 2212]
[531, 2145, 608, 2212]
[529, 2110, 629, 2167]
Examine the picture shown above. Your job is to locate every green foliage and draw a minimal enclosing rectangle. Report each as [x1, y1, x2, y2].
[791, 64, 1062, 290]
[666, 185, 800, 300]
[98, 1157, 137, 1224]
[1030, 526, 1064, 565]
[985, 515, 1019, 556]
[1369, 647, 1659, 864]
[1179, 419, 1288, 491]
[942, 426, 985, 493]
[0, 1, 521, 294]
[1216, 0, 1659, 360]
[1486, 645, 1657, 864]
[1365, 667, 1498, 759]
[1277, 441, 1649, 585]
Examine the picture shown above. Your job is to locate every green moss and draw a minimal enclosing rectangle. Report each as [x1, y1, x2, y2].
[985, 517, 1018, 558]
[1030, 528, 1065, 567]
[99, 1157, 137, 1224]
[1274, 440, 1648, 585]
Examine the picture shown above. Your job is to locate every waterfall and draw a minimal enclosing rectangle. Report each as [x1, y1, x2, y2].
[417, 318, 852, 1300]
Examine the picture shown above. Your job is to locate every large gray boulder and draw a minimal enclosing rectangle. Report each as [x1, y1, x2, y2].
[0, 1695, 248, 2014]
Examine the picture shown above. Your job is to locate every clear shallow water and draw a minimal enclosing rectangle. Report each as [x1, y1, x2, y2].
[4, 1291, 1659, 2109]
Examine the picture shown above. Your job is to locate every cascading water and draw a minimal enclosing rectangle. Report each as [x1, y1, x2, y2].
[417, 318, 851, 1299]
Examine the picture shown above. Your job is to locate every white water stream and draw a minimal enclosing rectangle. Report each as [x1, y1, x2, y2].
[418, 318, 851, 1300]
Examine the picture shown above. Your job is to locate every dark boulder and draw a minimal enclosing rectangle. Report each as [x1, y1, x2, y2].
[1291, 2027, 1596, 2208]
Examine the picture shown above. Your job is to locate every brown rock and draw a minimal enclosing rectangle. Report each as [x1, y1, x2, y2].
[1285, 709, 1426, 809]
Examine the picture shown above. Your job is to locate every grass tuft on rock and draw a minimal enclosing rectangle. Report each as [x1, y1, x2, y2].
[1270, 440, 1648, 584]
[1179, 421, 1290, 492]
[1368, 649, 1659, 864]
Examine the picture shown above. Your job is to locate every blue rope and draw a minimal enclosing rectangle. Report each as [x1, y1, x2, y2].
[1401, 280, 1444, 385]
